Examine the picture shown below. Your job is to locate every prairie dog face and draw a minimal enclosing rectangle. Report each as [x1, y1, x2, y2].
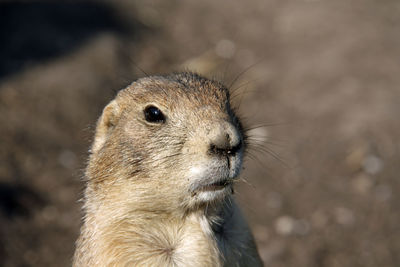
[89, 72, 245, 210]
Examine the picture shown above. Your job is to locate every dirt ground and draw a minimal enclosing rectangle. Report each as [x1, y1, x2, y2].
[1, 0, 399, 266]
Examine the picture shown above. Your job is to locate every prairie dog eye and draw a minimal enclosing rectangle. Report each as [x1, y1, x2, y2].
[144, 105, 165, 123]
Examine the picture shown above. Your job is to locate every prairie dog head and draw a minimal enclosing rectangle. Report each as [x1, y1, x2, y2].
[87, 72, 245, 212]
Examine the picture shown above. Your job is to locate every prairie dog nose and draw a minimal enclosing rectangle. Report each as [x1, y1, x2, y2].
[209, 122, 242, 156]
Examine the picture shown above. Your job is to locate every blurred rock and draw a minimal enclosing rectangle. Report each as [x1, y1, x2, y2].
[334, 207, 355, 226]
[275, 215, 295, 235]
[362, 155, 383, 175]
[345, 142, 368, 172]
[293, 219, 310, 236]
[351, 173, 373, 194]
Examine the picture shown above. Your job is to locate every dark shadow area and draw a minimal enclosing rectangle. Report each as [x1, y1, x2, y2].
[0, 1, 145, 79]
[0, 182, 44, 218]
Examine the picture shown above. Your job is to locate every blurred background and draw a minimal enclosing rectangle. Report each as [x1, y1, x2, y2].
[1, 0, 399, 266]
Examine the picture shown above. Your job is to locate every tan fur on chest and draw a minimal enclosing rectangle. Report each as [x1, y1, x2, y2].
[76, 212, 221, 267]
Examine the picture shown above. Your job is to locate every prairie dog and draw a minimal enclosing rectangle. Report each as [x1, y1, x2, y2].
[74, 72, 263, 266]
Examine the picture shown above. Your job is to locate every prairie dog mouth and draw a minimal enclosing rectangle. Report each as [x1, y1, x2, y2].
[198, 179, 233, 192]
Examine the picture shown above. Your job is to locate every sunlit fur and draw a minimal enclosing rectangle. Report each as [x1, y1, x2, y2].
[73, 72, 263, 267]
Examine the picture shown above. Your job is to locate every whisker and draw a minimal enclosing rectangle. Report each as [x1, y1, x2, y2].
[118, 49, 150, 78]
[231, 87, 258, 111]
[243, 122, 291, 131]
[244, 151, 268, 167]
[235, 176, 255, 189]
[228, 57, 266, 89]
[247, 144, 289, 168]
[230, 83, 257, 102]
[230, 78, 260, 95]
[245, 138, 286, 148]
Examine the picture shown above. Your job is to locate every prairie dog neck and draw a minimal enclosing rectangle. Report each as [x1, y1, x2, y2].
[76, 187, 226, 267]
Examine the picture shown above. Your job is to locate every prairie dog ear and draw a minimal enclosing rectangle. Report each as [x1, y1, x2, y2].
[91, 100, 120, 154]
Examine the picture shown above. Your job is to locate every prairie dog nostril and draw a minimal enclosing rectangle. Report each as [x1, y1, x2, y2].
[212, 133, 230, 150]
[209, 133, 242, 156]
[229, 139, 242, 154]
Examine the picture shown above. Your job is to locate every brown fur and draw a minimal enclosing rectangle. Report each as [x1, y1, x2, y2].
[73, 72, 263, 266]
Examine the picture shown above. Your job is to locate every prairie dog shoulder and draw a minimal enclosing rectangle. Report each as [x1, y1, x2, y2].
[74, 72, 263, 267]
